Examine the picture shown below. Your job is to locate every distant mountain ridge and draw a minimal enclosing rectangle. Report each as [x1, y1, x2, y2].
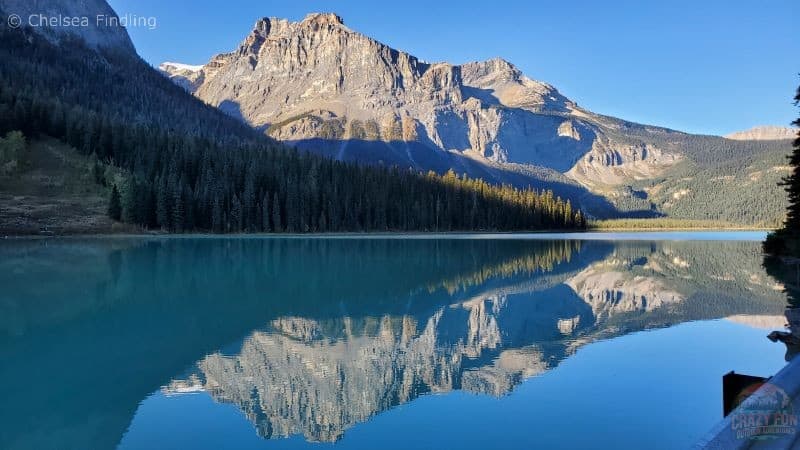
[725, 125, 797, 141]
[161, 12, 792, 224]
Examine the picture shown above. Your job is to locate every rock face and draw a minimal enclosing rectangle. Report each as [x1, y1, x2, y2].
[566, 259, 685, 319]
[158, 62, 204, 91]
[0, 0, 135, 53]
[194, 304, 548, 443]
[160, 13, 681, 193]
[168, 290, 572, 443]
[725, 126, 797, 141]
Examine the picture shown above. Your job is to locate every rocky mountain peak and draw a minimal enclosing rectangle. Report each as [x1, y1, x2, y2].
[249, 13, 346, 40]
[462, 57, 521, 82]
[302, 12, 344, 27]
[250, 17, 289, 37]
[232, 13, 354, 63]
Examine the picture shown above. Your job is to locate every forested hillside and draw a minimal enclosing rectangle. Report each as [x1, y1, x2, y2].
[0, 20, 583, 233]
[764, 84, 800, 257]
[628, 141, 790, 226]
[598, 124, 792, 225]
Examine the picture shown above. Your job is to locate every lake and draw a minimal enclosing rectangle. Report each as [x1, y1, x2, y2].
[0, 232, 791, 449]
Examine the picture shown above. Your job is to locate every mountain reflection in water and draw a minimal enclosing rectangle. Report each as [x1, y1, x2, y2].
[0, 236, 788, 449]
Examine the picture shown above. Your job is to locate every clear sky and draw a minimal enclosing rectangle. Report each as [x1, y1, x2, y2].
[108, 0, 798, 136]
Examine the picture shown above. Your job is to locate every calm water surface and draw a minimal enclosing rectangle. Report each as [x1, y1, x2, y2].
[0, 232, 791, 449]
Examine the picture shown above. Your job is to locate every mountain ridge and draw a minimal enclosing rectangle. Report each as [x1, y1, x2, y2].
[160, 12, 791, 223]
[725, 125, 797, 141]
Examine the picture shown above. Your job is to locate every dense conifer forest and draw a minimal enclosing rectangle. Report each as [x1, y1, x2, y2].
[0, 23, 583, 233]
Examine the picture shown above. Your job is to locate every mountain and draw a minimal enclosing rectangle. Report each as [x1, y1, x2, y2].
[161, 13, 792, 224]
[159, 61, 203, 92]
[1, 0, 134, 52]
[0, 2, 581, 234]
[725, 125, 797, 141]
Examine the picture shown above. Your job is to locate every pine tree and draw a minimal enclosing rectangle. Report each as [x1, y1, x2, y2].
[108, 184, 122, 221]
[156, 178, 170, 230]
[90, 159, 104, 185]
[272, 192, 282, 232]
[121, 178, 138, 223]
[172, 188, 184, 232]
[211, 195, 223, 233]
[782, 85, 800, 233]
[230, 194, 243, 232]
[764, 84, 800, 256]
[564, 200, 573, 227]
[261, 194, 271, 232]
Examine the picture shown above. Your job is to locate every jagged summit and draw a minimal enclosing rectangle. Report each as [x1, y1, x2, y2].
[246, 13, 347, 46]
[464, 57, 521, 78]
[302, 12, 344, 26]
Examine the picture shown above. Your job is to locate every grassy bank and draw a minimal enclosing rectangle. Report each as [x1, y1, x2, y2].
[0, 138, 140, 236]
[589, 218, 775, 231]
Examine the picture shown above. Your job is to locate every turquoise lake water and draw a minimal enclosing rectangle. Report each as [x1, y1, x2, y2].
[0, 232, 790, 449]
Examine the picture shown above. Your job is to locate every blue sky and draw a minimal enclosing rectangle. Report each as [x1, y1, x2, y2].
[108, 0, 798, 136]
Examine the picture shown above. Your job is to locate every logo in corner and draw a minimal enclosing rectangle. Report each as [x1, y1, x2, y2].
[7, 14, 22, 29]
[731, 382, 798, 440]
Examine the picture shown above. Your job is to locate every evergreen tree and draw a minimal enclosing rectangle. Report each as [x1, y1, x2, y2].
[765, 84, 800, 256]
[108, 184, 122, 221]
[261, 194, 271, 232]
[0, 130, 25, 173]
[156, 180, 170, 230]
[121, 178, 137, 223]
[230, 194, 243, 232]
[782, 85, 800, 233]
[172, 188, 184, 232]
[211, 195, 223, 233]
[272, 192, 283, 232]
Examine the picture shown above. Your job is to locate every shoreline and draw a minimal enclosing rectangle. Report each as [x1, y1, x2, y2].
[2, 229, 771, 241]
[589, 226, 773, 231]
